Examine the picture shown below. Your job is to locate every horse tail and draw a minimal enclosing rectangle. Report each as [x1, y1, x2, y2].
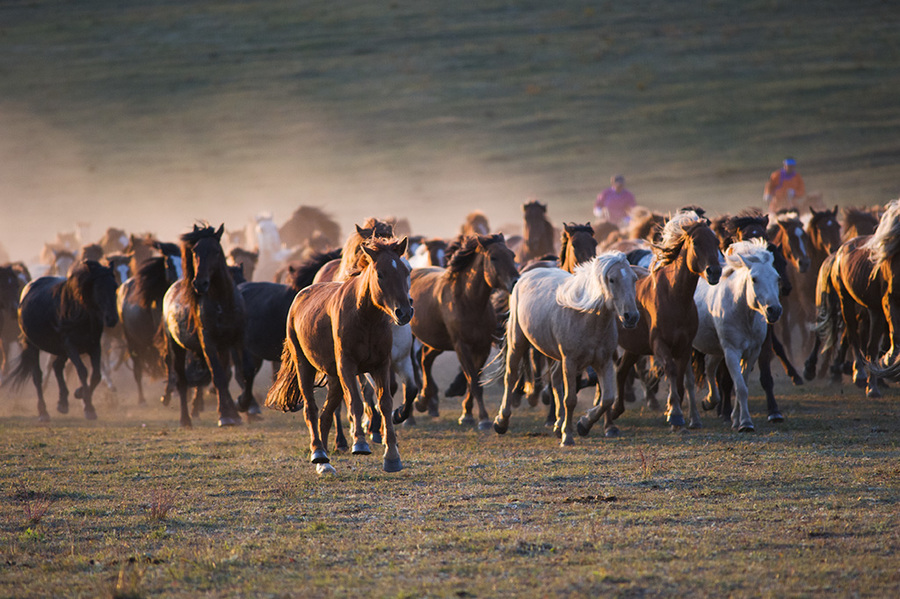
[814, 256, 840, 353]
[3, 339, 39, 392]
[265, 337, 302, 412]
[479, 334, 507, 388]
[691, 349, 706, 386]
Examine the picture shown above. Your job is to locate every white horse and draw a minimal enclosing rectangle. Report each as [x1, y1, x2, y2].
[493, 252, 639, 446]
[252, 213, 296, 282]
[692, 239, 782, 432]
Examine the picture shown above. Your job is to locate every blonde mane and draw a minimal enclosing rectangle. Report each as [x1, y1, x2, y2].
[556, 251, 627, 312]
[862, 199, 900, 268]
[651, 210, 706, 271]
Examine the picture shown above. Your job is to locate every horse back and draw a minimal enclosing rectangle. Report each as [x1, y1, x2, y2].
[240, 281, 296, 361]
[18, 276, 96, 355]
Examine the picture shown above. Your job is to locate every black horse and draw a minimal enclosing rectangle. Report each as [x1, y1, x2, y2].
[162, 224, 244, 427]
[7, 260, 118, 420]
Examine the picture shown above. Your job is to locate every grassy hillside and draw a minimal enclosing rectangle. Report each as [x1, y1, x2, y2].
[1, 0, 899, 256]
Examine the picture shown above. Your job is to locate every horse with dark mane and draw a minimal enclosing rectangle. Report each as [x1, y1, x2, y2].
[577, 209, 722, 436]
[516, 201, 556, 263]
[266, 237, 413, 474]
[99, 227, 129, 255]
[162, 224, 245, 427]
[228, 247, 259, 282]
[460, 211, 491, 237]
[6, 261, 118, 421]
[410, 234, 519, 428]
[842, 207, 878, 242]
[117, 248, 182, 405]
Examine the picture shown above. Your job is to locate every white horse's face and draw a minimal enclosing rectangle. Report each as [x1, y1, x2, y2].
[746, 261, 782, 324]
[605, 259, 640, 328]
[255, 218, 282, 255]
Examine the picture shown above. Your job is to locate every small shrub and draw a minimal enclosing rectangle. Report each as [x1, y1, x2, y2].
[146, 487, 178, 521]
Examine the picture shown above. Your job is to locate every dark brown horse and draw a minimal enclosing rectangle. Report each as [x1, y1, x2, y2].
[559, 223, 598, 273]
[516, 200, 556, 263]
[577, 209, 722, 436]
[7, 261, 118, 421]
[98, 227, 129, 255]
[460, 211, 491, 237]
[841, 207, 878, 242]
[278, 205, 342, 250]
[228, 247, 259, 282]
[266, 237, 412, 473]
[162, 224, 245, 427]
[410, 234, 519, 428]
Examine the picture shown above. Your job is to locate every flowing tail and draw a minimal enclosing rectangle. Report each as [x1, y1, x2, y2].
[3, 340, 39, 392]
[814, 253, 841, 353]
[265, 339, 302, 412]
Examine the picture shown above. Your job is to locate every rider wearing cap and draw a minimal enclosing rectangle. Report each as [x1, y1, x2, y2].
[764, 157, 806, 214]
[594, 174, 636, 226]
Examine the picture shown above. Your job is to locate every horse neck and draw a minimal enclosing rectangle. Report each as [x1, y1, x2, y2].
[448, 254, 493, 306]
[350, 269, 387, 322]
[655, 252, 701, 301]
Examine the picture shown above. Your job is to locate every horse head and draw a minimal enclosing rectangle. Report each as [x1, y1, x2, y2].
[772, 212, 811, 273]
[561, 223, 598, 271]
[686, 222, 722, 285]
[479, 234, 519, 293]
[726, 240, 782, 324]
[71, 260, 119, 328]
[808, 206, 842, 256]
[184, 224, 226, 296]
[602, 253, 640, 328]
[0, 266, 20, 312]
[361, 237, 413, 326]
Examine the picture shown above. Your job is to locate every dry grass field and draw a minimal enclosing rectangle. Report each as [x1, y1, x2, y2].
[0, 1, 899, 597]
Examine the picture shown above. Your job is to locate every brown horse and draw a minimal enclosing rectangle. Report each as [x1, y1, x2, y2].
[577, 209, 722, 436]
[842, 207, 878, 242]
[410, 234, 519, 428]
[98, 227, 129, 255]
[516, 200, 556, 263]
[162, 224, 245, 427]
[559, 223, 598, 273]
[227, 247, 259, 282]
[278, 205, 342, 250]
[266, 237, 413, 473]
[460, 211, 491, 237]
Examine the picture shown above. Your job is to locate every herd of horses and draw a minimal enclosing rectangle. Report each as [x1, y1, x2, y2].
[1, 198, 897, 474]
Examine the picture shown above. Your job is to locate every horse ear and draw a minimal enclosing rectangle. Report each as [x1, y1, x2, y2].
[762, 215, 769, 227]
[361, 243, 378, 263]
[215, 224, 225, 241]
[356, 224, 374, 239]
[395, 237, 409, 256]
[833, 205, 839, 215]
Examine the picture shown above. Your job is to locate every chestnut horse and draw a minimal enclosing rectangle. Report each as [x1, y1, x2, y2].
[7, 261, 118, 421]
[410, 234, 519, 428]
[266, 237, 412, 473]
[516, 200, 556, 264]
[577, 209, 722, 436]
[162, 224, 245, 427]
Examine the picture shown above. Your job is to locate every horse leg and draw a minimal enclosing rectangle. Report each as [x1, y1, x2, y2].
[130, 346, 147, 405]
[51, 354, 69, 415]
[683, 360, 702, 429]
[493, 325, 528, 435]
[557, 358, 580, 447]
[545, 362, 559, 427]
[549, 364, 565, 438]
[527, 350, 546, 408]
[372, 363, 402, 472]
[653, 344, 685, 429]
[724, 349, 754, 432]
[20, 343, 49, 421]
[577, 356, 616, 437]
[360, 375, 382, 444]
[238, 352, 263, 414]
[415, 346, 442, 417]
[864, 310, 884, 398]
[392, 352, 419, 426]
[63, 339, 97, 420]
[202, 342, 241, 427]
[803, 334, 821, 382]
[583, 350, 638, 437]
[295, 355, 330, 469]
[703, 354, 723, 417]
[758, 330, 784, 422]
[337, 361, 371, 456]
[455, 342, 491, 429]
[191, 386, 205, 417]
[169, 341, 192, 428]
[318, 376, 344, 456]
[770, 327, 803, 385]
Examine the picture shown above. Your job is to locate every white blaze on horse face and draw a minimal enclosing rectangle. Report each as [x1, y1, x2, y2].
[794, 228, 807, 257]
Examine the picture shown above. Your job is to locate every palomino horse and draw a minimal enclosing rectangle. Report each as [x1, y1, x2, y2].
[117, 251, 182, 404]
[410, 234, 519, 428]
[781, 207, 842, 359]
[577, 209, 722, 436]
[692, 239, 783, 432]
[162, 224, 245, 427]
[266, 237, 413, 473]
[7, 261, 118, 421]
[493, 252, 639, 445]
[823, 200, 900, 396]
[516, 200, 556, 263]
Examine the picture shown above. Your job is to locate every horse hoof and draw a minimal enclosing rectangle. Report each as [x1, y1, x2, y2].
[478, 420, 493, 431]
[57, 402, 69, 415]
[383, 458, 403, 473]
[218, 416, 242, 427]
[493, 418, 508, 435]
[160, 395, 171, 407]
[413, 398, 428, 413]
[667, 413, 686, 428]
[560, 435, 575, 447]
[458, 414, 476, 426]
[866, 387, 882, 399]
[688, 421, 702, 430]
[352, 441, 372, 455]
[370, 432, 383, 445]
[701, 399, 717, 411]
[180, 419, 193, 429]
[737, 424, 755, 433]
[248, 403, 262, 416]
[316, 463, 336, 475]
[576, 418, 591, 437]
[311, 449, 330, 464]
[553, 424, 562, 439]
[38, 413, 50, 423]
[791, 375, 804, 386]
[74, 388, 83, 400]
[767, 412, 784, 423]
[84, 407, 98, 421]
[403, 415, 417, 427]
[333, 443, 349, 454]
[391, 408, 406, 425]
[604, 426, 620, 438]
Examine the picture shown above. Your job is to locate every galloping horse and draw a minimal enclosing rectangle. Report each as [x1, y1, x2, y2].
[577, 209, 722, 436]
[266, 237, 413, 473]
[692, 239, 783, 432]
[841, 207, 878, 242]
[117, 251, 182, 404]
[493, 253, 639, 445]
[278, 205, 342, 251]
[7, 261, 118, 421]
[162, 224, 245, 427]
[516, 200, 556, 264]
[768, 211, 812, 358]
[410, 234, 519, 428]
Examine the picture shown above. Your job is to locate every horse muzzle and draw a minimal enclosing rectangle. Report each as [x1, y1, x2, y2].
[394, 306, 414, 326]
[192, 280, 210, 295]
[765, 305, 783, 324]
[621, 311, 640, 329]
[798, 257, 811, 274]
[705, 265, 722, 285]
